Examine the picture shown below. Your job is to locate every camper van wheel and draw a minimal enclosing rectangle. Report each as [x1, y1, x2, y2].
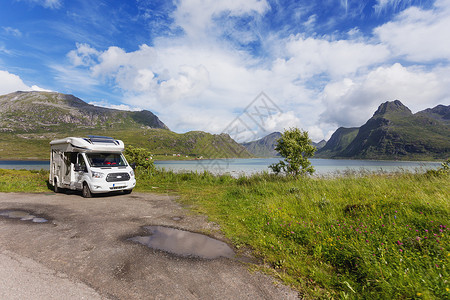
[123, 189, 132, 195]
[82, 183, 92, 198]
[53, 178, 60, 193]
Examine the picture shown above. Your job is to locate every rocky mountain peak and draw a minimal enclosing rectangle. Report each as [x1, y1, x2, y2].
[373, 100, 412, 117]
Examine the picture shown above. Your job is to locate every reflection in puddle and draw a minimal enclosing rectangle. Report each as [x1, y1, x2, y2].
[129, 226, 234, 259]
[0, 210, 48, 223]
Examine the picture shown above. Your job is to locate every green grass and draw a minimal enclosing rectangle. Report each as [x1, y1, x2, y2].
[0, 169, 50, 192]
[1, 167, 448, 299]
[137, 169, 449, 299]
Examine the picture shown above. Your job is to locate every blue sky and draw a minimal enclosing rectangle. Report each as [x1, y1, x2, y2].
[1, 0, 449, 142]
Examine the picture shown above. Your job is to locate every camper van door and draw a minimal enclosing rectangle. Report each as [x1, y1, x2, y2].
[74, 153, 86, 190]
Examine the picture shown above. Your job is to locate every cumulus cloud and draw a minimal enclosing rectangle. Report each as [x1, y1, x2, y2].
[173, 0, 269, 39]
[374, 0, 450, 61]
[58, 0, 450, 142]
[0, 70, 50, 95]
[277, 35, 390, 79]
[67, 43, 100, 67]
[320, 63, 450, 127]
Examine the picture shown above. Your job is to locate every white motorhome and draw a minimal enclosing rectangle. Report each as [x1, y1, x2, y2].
[49, 135, 136, 197]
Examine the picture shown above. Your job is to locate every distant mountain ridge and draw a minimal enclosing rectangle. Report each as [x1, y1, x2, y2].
[316, 100, 450, 160]
[241, 132, 282, 157]
[0, 91, 252, 160]
[241, 132, 326, 157]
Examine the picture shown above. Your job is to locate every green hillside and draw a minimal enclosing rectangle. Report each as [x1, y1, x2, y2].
[0, 91, 252, 160]
[317, 100, 450, 160]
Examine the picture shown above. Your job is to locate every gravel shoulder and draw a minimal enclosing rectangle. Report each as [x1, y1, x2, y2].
[0, 192, 298, 299]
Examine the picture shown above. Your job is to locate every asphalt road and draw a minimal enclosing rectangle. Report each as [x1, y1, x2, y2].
[0, 192, 298, 299]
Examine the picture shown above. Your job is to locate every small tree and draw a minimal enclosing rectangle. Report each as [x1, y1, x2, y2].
[269, 128, 316, 176]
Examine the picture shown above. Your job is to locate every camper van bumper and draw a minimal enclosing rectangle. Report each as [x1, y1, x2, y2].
[89, 179, 136, 193]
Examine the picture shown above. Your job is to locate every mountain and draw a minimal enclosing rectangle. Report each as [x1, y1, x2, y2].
[316, 100, 450, 160]
[415, 105, 450, 124]
[241, 132, 326, 157]
[316, 127, 359, 158]
[0, 91, 252, 160]
[241, 132, 281, 157]
[0, 91, 168, 132]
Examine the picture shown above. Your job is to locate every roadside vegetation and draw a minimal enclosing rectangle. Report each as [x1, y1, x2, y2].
[0, 161, 448, 299]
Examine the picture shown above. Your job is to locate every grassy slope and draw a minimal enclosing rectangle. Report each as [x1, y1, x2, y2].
[1, 167, 449, 298]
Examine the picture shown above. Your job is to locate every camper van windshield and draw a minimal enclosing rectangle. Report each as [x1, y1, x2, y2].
[86, 153, 127, 167]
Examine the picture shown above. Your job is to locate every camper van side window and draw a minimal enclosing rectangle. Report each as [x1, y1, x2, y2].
[78, 154, 87, 172]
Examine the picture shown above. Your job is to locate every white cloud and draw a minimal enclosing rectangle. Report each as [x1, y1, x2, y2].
[320, 63, 450, 127]
[30, 85, 52, 92]
[58, 0, 450, 143]
[278, 35, 390, 79]
[0, 70, 29, 94]
[173, 0, 269, 39]
[374, 0, 450, 61]
[67, 43, 100, 67]
[0, 70, 50, 95]
[18, 0, 62, 9]
[88, 101, 141, 111]
[2, 27, 22, 37]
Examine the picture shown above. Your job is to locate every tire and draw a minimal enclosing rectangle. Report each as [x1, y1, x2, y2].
[123, 189, 133, 195]
[82, 183, 92, 198]
[53, 178, 60, 193]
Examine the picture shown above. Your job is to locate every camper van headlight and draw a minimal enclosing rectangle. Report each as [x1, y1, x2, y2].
[130, 170, 134, 177]
[91, 171, 105, 179]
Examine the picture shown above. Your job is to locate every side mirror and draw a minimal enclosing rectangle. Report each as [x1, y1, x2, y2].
[74, 163, 86, 172]
[130, 162, 136, 170]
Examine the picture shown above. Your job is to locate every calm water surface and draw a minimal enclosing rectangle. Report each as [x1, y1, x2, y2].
[154, 158, 440, 176]
[0, 159, 440, 176]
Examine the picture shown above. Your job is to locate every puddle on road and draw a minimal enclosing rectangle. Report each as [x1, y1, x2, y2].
[129, 226, 235, 259]
[0, 210, 48, 223]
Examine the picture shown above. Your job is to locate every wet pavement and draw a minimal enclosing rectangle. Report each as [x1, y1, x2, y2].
[0, 209, 48, 223]
[129, 225, 235, 259]
[0, 192, 299, 299]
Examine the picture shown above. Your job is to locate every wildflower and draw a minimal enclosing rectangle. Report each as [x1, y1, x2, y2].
[417, 292, 422, 296]
[399, 249, 403, 252]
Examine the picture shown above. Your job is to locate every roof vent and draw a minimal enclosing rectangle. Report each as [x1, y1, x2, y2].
[87, 135, 118, 145]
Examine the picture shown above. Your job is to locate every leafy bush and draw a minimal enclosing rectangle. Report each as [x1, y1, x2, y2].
[124, 145, 155, 170]
[426, 158, 449, 176]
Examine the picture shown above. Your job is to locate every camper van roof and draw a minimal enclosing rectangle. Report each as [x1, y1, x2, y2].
[50, 136, 125, 152]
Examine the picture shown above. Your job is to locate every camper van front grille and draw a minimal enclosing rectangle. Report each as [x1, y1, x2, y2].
[106, 172, 130, 182]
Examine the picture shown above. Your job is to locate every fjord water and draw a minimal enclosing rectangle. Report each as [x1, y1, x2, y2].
[154, 158, 441, 176]
[0, 159, 440, 175]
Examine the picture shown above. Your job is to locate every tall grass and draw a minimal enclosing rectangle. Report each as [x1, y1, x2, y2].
[139, 169, 449, 299]
[1, 167, 448, 298]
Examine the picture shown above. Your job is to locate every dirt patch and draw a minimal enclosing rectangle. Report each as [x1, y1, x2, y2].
[0, 192, 298, 299]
